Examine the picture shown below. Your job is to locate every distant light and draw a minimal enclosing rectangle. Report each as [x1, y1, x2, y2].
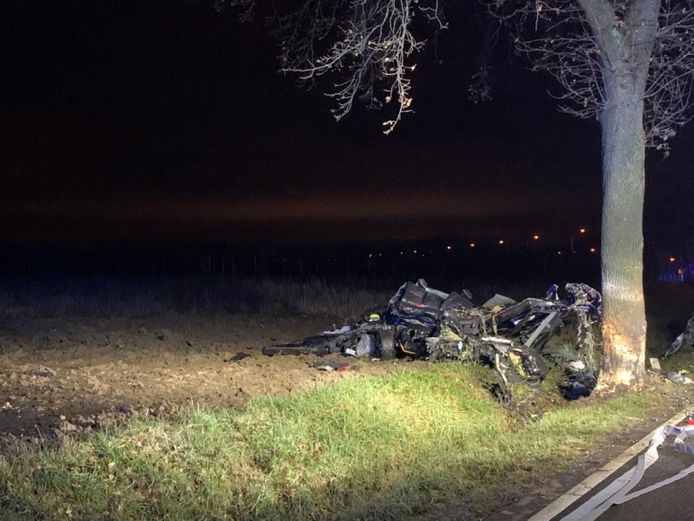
[670, 257, 677, 263]
[378, 253, 383, 257]
[589, 247, 597, 253]
[469, 242, 476, 248]
[400, 251, 404, 255]
[579, 228, 587, 234]
[498, 239, 505, 245]
[557, 250, 562, 255]
[532, 234, 540, 241]
[446, 245, 452, 251]
[413, 250, 417, 254]
[368, 253, 373, 258]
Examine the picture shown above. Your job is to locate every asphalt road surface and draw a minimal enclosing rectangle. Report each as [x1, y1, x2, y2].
[553, 442, 694, 520]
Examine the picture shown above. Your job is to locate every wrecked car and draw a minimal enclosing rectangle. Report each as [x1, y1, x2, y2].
[665, 314, 694, 358]
[263, 279, 602, 401]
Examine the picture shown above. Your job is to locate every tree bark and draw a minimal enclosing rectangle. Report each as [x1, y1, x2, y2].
[597, 77, 647, 390]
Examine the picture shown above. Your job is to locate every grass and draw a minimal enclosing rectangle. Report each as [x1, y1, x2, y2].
[0, 365, 661, 521]
[0, 275, 575, 323]
[0, 275, 394, 322]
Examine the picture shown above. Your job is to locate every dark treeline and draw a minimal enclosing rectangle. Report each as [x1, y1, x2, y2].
[0, 240, 608, 288]
[0, 240, 690, 297]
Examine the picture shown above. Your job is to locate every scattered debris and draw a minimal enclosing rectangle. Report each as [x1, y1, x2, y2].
[226, 352, 251, 363]
[649, 357, 662, 371]
[154, 329, 173, 342]
[312, 360, 350, 372]
[665, 314, 694, 358]
[560, 367, 597, 400]
[25, 367, 55, 378]
[667, 371, 693, 385]
[58, 420, 79, 433]
[263, 279, 602, 401]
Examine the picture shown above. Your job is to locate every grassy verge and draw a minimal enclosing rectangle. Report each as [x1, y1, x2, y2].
[0, 365, 661, 521]
[0, 276, 395, 320]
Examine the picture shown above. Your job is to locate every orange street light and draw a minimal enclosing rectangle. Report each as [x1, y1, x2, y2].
[669, 257, 677, 263]
[469, 242, 476, 248]
[571, 228, 588, 254]
[498, 239, 505, 245]
[589, 247, 597, 253]
[532, 234, 540, 241]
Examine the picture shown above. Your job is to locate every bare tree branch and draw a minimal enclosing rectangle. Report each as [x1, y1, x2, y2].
[227, 0, 447, 133]
[228, 0, 694, 147]
[488, 0, 694, 153]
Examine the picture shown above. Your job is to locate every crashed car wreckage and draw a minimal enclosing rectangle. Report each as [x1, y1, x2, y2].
[665, 314, 694, 359]
[263, 279, 603, 401]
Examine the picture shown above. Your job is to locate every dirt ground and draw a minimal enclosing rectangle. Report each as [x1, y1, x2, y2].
[0, 313, 408, 438]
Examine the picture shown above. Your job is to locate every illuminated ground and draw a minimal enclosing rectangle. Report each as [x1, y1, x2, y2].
[0, 313, 405, 437]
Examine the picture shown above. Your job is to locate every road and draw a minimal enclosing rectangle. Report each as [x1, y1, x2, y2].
[551, 442, 694, 520]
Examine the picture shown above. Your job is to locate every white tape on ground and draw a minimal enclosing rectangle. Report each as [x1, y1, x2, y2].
[560, 423, 694, 520]
[527, 408, 689, 521]
[613, 425, 694, 505]
[560, 427, 664, 521]
[615, 463, 694, 504]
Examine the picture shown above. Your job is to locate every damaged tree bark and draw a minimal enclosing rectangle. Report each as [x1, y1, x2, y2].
[580, 0, 660, 390]
[599, 88, 647, 388]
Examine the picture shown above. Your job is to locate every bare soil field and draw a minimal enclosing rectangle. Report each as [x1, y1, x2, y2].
[0, 313, 407, 438]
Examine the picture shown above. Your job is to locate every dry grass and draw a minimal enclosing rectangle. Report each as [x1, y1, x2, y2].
[0, 276, 393, 322]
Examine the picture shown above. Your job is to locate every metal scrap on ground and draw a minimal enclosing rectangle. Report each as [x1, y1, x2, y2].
[263, 279, 603, 401]
[665, 314, 694, 358]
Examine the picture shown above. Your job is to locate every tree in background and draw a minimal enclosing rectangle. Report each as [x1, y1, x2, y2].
[227, 0, 694, 389]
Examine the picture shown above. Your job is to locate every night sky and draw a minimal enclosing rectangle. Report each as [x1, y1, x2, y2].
[1, 0, 691, 248]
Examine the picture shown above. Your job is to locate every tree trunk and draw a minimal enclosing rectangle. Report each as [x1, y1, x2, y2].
[597, 79, 647, 390]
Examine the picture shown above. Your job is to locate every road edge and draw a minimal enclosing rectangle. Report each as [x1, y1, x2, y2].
[527, 406, 690, 521]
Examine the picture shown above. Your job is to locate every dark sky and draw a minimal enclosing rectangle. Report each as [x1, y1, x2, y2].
[0, 0, 691, 247]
